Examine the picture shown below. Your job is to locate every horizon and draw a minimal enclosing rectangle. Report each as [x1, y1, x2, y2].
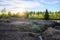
[0, 0, 60, 12]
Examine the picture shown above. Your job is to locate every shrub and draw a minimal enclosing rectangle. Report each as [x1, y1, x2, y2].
[31, 25, 47, 33]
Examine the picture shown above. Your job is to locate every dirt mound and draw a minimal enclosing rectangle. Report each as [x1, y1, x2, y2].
[0, 22, 38, 40]
[42, 27, 60, 40]
[0, 31, 38, 40]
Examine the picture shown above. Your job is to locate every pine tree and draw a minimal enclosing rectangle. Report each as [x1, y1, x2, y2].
[44, 9, 49, 20]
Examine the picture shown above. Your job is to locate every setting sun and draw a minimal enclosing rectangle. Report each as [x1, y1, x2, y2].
[16, 12, 26, 18]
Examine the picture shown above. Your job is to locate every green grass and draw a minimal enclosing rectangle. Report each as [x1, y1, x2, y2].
[28, 14, 60, 19]
[29, 14, 44, 19]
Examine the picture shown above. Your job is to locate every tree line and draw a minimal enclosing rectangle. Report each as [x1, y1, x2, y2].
[0, 8, 60, 20]
[25, 9, 60, 20]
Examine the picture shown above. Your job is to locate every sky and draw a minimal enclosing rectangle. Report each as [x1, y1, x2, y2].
[0, 0, 60, 12]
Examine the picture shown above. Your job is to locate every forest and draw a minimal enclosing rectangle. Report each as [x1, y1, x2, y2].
[0, 8, 60, 20]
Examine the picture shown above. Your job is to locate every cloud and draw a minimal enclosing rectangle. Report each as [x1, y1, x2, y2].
[0, 0, 41, 12]
[13, 1, 40, 8]
[40, 0, 59, 4]
[0, 0, 40, 7]
[0, 0, 59, 12]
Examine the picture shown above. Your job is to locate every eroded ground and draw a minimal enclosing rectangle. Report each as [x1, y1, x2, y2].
[0, 18, 60, 40]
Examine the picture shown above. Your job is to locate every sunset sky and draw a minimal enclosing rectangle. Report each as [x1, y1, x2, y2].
[0, 0, 60, 12]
